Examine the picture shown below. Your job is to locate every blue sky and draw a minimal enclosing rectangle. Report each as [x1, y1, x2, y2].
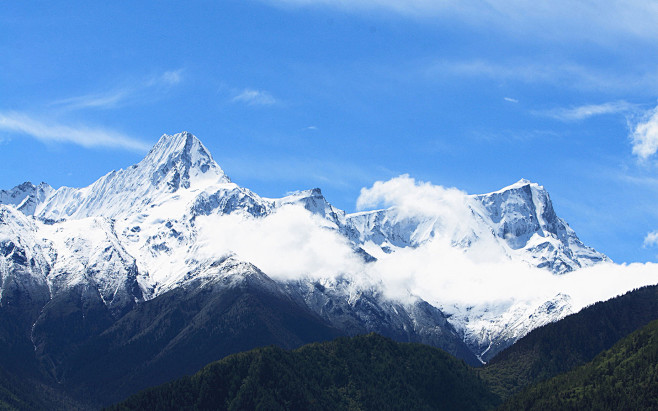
[2, 0, 658, 263]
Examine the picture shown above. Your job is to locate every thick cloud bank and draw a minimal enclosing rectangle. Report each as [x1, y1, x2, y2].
[197, 205, 364, 282]
[195, 176, 658, 323]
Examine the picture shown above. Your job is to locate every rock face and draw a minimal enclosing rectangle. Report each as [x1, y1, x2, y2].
[0, 131, 610, 405]
[474, 179, 607, 273]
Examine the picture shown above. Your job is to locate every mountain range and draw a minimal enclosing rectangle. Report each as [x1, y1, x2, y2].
[0, 131, 631, 406]
[110, 284, 658, 411]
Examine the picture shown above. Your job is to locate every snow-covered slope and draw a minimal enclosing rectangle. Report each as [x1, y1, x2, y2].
[343, 179, 607, 275]
[0, 205, 51, 307]
[475, 179, 607, 273]
[0, 182, 52, 216]
[34, 132, 231, 221]
[0, 131, 618, 365]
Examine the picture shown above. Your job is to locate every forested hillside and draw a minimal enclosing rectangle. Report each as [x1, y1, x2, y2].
[109, 333, 499, 411]
[481, 284, 658, 399]
[499, 319, 658, 410]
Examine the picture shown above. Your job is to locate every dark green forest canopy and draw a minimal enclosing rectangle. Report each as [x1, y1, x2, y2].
[499, 318, 658, 410]
[108, 333, 500, 411]
[481, 284, 658, 400]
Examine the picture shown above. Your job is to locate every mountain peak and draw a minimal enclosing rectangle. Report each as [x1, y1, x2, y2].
[148, 131, 207, 163]
[485, 179, 545, 196]
[33, 132, 230, 220]
[142, 132, 230, 191]
[0, 181, 53, 215]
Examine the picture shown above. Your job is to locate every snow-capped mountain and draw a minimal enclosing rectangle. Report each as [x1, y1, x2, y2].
[474, 180, 607, 273]
[343, 179, 607, 275]
[0, 131, 614, 392]
[0, 181, 52, 216]
[34, 131, 232, 221]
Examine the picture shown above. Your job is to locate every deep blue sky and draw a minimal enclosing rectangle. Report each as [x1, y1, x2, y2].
[2, 0, 658, 263]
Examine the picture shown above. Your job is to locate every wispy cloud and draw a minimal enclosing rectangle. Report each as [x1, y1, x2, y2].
[51, 69, 185, 111]
[630, 106, 658, 161]
[426, 60, 658, 93]
[231, 88, 278, 106]
[538, 101, 636, 121]
[504, 97, 519, 103]
[468, 128, 560, 144]
[645, 231, 658, 248]
[51, 90, 130, 111]
[263, 0, 658, 42]
[0, 112, 150, 152]
[154, 69, 183, 86]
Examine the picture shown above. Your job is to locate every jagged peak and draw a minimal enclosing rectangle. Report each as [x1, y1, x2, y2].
[283, 187, 323, 198]
[146, 131, 210, 163]
[276, 188, 330, 206]
[1, 181, 37, 194]
[0, 181, 53, 215]
[138, 131, 230, 189]
[15, 181, 36, 191]
[482, 178, 545, 196]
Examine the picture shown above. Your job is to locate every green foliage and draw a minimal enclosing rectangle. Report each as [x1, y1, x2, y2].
[108, 333, 500, 411]
[480, 284, 658, 400]
[500, 319, 658, 410]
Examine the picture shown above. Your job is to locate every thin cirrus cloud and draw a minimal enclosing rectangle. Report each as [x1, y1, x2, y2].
[231, 88, 278, 106]
[630, 105, 658, 161]
[425, 60, 658, 93]
[51, 90, 130, 111]
[51, 69, 184, 111]
[154, 70, 183, 86]
[0, 112, 150, 152]
[538, 100, 636, 121]
[263, 0, 658, 41]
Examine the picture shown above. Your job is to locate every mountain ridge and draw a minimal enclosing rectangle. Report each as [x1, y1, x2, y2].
[0, 131, 620, 405]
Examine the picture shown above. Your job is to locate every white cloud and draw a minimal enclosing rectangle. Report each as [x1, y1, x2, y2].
[197, 205, 364, 281]
[353, 176, 658, 310]
[631, 106, 658, 160]
[539, 100, 635, 121]
[369, 238, 658, 312]
[185, 174, 658, 334]
[645, 231, 658, 248]
[356, 174, 469, 218]
[0, 112, 150, 152]
[52, 69, 184, 111]
[185, 175, 658, 346]
[232, 88, 277, 106]
[504, 97, 519, 103]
